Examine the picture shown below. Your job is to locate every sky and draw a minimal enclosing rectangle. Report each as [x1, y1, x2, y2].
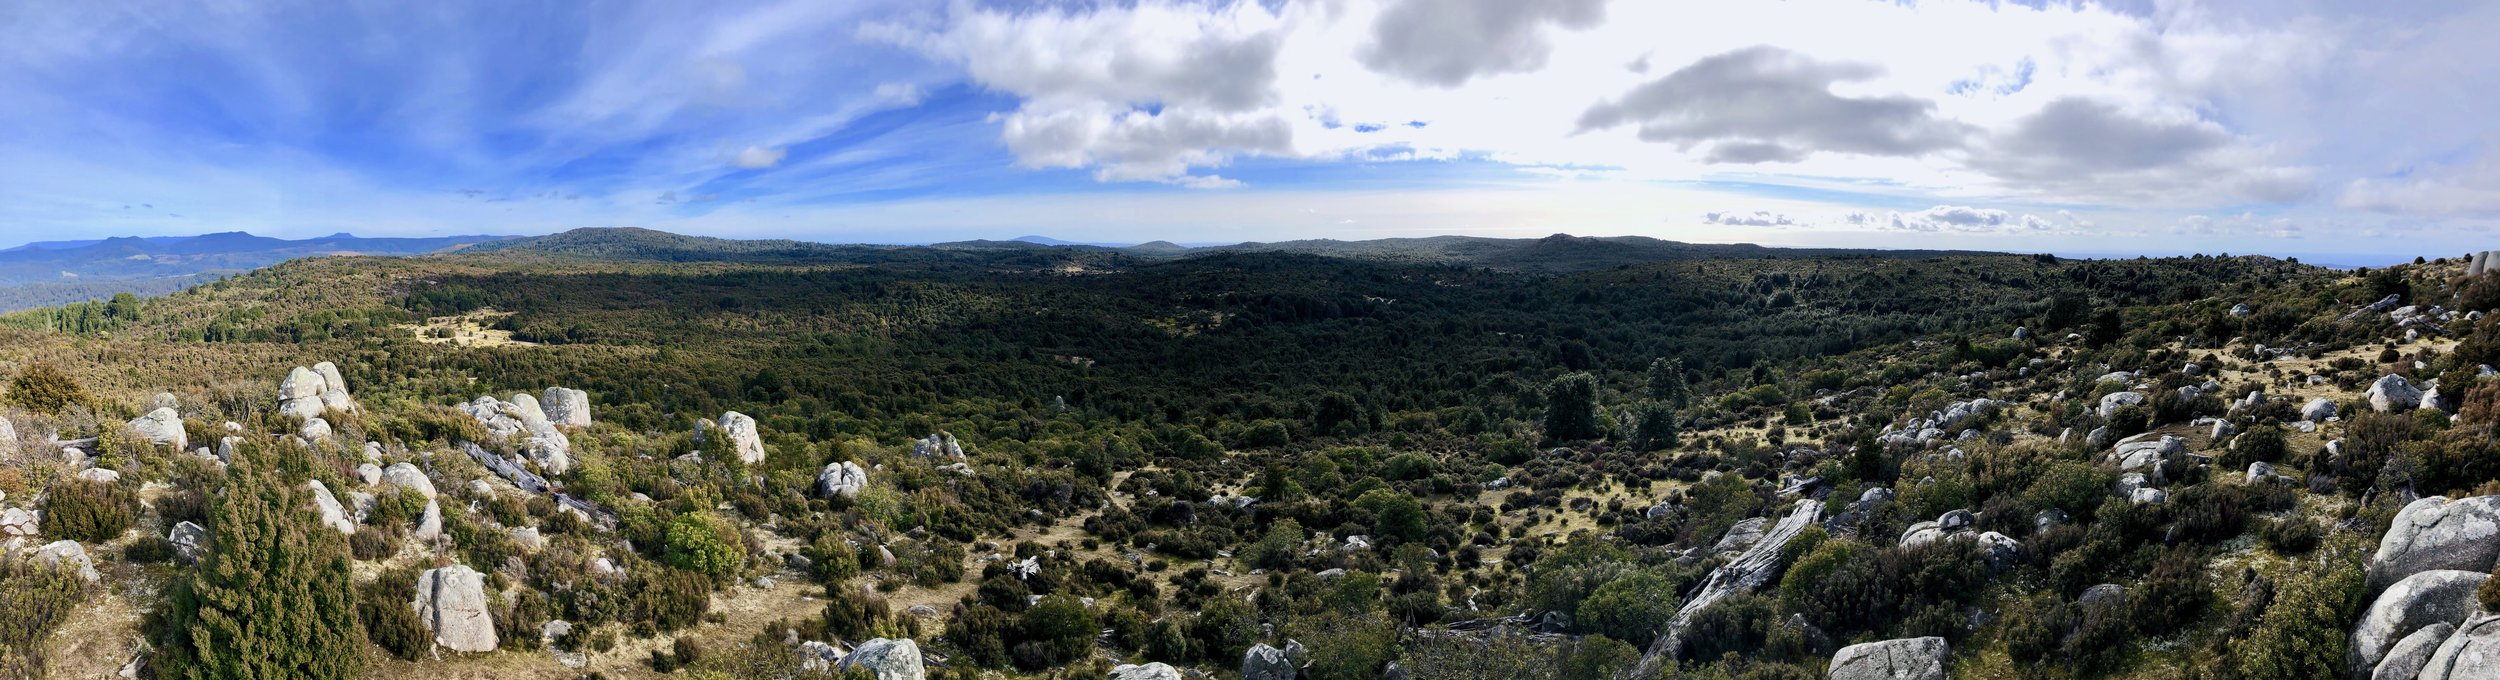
[3, 0, 2497, 262]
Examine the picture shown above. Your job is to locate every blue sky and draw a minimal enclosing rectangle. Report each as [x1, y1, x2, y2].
[2, 0, 2497, 261]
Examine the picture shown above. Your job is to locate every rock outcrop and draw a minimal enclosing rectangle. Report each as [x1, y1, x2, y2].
[817, 461, 869, 499]
[127, 407, 187, 450]
[2369, 496, 2500, 592]
[1638, 499, 1823, 676]
[837, 638, 926, 680]
[911, 431, 964, 459]
[412, 564, 498, 653]
[2369, 375, 2426, 413]
[1826, 636, 1949, 680]
[2350, 569, 2490, 679]
[460, 394, 573, 475]
[2377, 622, 2454, 680]
[703, 411, 767, 465]
[2419, 612, 2500, 680]
[1243, 642, 1295, 680]
[278, 362, 356, 419]
[541, 387, 592, 427]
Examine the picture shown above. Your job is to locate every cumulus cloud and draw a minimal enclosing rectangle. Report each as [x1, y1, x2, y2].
[1358, 0, 1604, 87]
[1576, 46, 1967, 164]
[2339, 155, 2500, 217]
[867, 1, 1291, 185]
[1701, 210, 1796, 227]
[734, 145, 787, 169]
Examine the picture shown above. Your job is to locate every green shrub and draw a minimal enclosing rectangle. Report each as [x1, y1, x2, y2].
[1012, 595, 1096, 670]
[359, 569, 430, 661]
[42, 479, 136, 543]
[633, 568, 713, 632]
[2231, 537, 2368, 678]
[663, 512, 747, 580]
[0, 558, 86, 673]
[1576, 570, 1679, 644]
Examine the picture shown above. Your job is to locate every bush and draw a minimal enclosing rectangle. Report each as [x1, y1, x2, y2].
[0, 558, 86, 673]
[349, 530, 399, 560]
[1577, 570, 1679, 644]
[1013, 595, 1096, 670]
[2231, 537, 2368, 678]
[663, 512, 748, 580]
[42, 479, 136, 543]
[6, 363, 89, 413]
[359, 570, 430, 661]
[633, 569, 714, 632]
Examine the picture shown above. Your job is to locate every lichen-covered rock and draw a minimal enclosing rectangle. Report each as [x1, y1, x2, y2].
[77, 468, 120, 484]
[1975, 532, 2020, 571]
[1639, 500, 1823, 675]
[817, 461, 869, 499]
[169, 521, 208, 563]
[2130, 487, 2167, 505]
[911, 431, 964, 459]
[2369, 375, 2425, 413]
[2350, 569, 2490, 679]
[460, 394, 572, 475]
[1711, 517, 1768, 554]
[2369, 496, 2500, 592]
[414, 500, 443, 542]
[1243, 642, 1295, 680]
[299, 417, 332, 442]
[837, 638, 926, 680]
[2113, 434, 2185, 472]
[279, 363, 355, 419]
[382, 462, 437, 500]
[541, 387, 591, 427]
[0, 508, 39, 540]
[1827, 636, 1948, 680]
[33, 540, 99, 582]
[307, 480, 355, 535]
[2304, 397, 2339, 422]
[2098, 391, 2146, 419]
[128, 407, 187, 450]
[2377, 622, 2454, 680]
[412, 564, 497, 652]
[709, 411, 767, 465]
[356, 463, 382, 486]
[2419, 612, 2500, 680]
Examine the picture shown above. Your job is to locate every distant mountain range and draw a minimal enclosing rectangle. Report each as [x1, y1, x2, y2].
[0, 231, 514, 311]
[470, 227, 2005, 273]
[2, 226, 2011, 312]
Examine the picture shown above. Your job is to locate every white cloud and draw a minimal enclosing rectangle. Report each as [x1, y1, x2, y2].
[1701, 210, 1795, 228]
[734, 145, 788, 169]
[1879, 205, 2066, 234]
[1577, 46, 1967, 163]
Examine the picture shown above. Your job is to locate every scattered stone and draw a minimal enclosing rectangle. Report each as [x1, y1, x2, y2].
[460, 394, 573, 475]
[2080, 584, 2127, 609]
[77, 468, 120, 484]
[0, 508, 40, 541]
[412, 564, 498, 653]
[2130, 487, 2167, 505]
[414, 500, 444, 542]
[510, 526, 543, 552]
[169, 521, 208, 563]
[356, 463, 382, 487]
[298, 417, 332, 442]
[1975, 532, 2020, 571]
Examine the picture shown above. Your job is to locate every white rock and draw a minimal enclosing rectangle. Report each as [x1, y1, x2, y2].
[76, 468, 120, 484]
[127, 407, 187, 450]
[356, 463, 383, 487]
[816, 461, 869, 499]
[382, 462, 438, 500]
[837, 638, 925, 680]
[1111, 662, 1185, 680]
[306, 480, 355, 535]
[2369, 375, 2426, 413]
[169, 521, 208, 563]
[2098, 391, 2146, 419]
[33, 540, 99, 582]
[1827, 637, 1948, 680]
[541, 387, 591, 427]
[412, 564, 498, 653]
[2419, 613, 2500, 680]
[2350, 569, 2491, 679]
[414, 500, 443, 542]
[299, 417, 333, 442]
[711, 411, 767, 465]
[2370, 496, 2500, 592]
[2304, 397, 2339, 422]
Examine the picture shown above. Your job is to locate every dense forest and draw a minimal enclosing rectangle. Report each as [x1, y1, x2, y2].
[0, 228, 2493, 680]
